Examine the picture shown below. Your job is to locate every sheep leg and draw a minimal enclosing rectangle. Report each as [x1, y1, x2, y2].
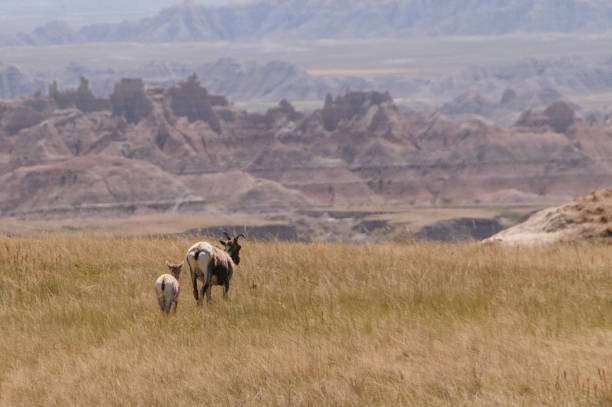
[192, 277, 200, 303]
[200, 281, 206, 305]
[165, 291, 174, 314]
[201, 271, 213, 304]
[173, 300, 178, 313]
[197, 281, 205, 306]
[201, 281, 212, 304]
[205, 284, 212, 303]
[223, 281, 230, 299]
[188, 262, 199, 302]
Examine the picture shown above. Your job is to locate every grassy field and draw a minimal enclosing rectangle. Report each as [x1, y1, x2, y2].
[0, 235, 611, 406]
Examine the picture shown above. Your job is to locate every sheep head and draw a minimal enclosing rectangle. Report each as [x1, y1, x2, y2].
[219, 232, 245, 265]
[165, 260, 184, 279]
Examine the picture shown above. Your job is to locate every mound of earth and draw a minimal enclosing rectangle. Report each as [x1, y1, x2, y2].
[0, 156, 189, 218]
[484, 189, 612, 244]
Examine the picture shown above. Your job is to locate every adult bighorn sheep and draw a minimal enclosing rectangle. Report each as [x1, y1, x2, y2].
[155, 260, 183, 313]
[185, 232, 245, 305]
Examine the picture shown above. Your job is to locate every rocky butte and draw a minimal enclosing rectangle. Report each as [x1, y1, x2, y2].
[0, 74, 611, 219]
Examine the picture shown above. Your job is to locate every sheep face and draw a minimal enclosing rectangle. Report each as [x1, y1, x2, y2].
[219, 233, 245, 265]
[165, 260, 184, 279]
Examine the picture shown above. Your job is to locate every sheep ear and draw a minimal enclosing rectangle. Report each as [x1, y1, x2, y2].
[179, 261, 184, 267]
[219, 240, 228, 246]
[165, 260, 171, 267]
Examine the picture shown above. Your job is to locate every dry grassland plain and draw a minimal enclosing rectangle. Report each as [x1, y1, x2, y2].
[0, 236, 611, 406]
[4, 35, 612, 77]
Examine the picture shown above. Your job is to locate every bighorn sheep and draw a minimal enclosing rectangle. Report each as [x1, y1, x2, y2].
[155, 261, 183, 313]
[185, 232, 245, 305]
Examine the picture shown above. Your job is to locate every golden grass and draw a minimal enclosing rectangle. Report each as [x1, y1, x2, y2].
[0, 236, 611, 406]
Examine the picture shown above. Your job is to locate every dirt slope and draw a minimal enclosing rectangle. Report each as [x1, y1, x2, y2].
[485, 189, 612, 244]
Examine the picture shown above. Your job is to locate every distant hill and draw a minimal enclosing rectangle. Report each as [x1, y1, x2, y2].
[6, 56, 612, 126]
[9, 0, 612, 44]
[0, 0, 243, 35]
[0, 64, 46, 99]
[0, 59, 370, 108]
[11, 53, 612, 128]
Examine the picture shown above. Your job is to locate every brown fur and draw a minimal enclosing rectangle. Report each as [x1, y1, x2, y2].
[198, 246, 234, 303]
[188, 233, 244, 305]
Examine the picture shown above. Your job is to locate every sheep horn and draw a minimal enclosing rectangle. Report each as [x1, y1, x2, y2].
[223, 231, 232, 240]
[235, 233, 246, 241]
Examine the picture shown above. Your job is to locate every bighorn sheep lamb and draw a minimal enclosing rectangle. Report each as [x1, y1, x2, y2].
[185, 232, 245, 305]
[155, 261, 183, 313]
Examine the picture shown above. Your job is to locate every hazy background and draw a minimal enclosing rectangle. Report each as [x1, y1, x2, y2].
[1, 0, 611, 238]
[0, 0, 243, 34]
[3, 0, 612, 118]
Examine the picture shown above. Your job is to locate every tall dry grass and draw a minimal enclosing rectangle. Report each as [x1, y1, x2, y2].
[0, 236, 611, 406]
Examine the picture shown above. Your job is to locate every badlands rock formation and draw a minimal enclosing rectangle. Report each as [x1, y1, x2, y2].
[0, 77, 611, 218]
